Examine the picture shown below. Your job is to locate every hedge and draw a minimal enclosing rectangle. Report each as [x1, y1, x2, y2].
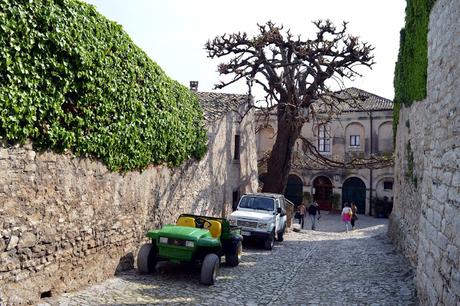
[0, 0, 207, 171]
[393, 0, 435, 139]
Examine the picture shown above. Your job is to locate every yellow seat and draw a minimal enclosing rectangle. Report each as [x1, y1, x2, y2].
[205, 220, 222, 238]
[176, 216, 196, 228]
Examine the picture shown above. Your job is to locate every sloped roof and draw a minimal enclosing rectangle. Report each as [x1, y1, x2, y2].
[195, 92, 249, 122]
[334, 88, 393, 112]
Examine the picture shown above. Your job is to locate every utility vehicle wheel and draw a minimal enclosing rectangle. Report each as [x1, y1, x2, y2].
[225, 240, 242, 267]
[277, 227, 285, 242]
[264, 232, 275, 250]
[137, 243, 157, 274]
[200, 253, 219, 285]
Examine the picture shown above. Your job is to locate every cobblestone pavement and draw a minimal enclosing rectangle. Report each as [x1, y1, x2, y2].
[42, 214, 417, 305]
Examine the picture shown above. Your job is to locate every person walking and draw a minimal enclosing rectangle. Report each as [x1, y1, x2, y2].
[308, 201, 321, 230]
[297, 203, 306, 229]
[350, 202, 358, 230]
[341, 202, 352, 233]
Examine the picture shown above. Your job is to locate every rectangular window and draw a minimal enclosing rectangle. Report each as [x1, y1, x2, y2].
[383, 181, 393, 190]
[350, 135, 360, 147]
[234, 135, 240, 160]
[318, 125, 331, 153]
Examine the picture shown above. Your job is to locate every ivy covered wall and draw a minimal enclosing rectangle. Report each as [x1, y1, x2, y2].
[393, 0, 435, 138]
[0, 0, 207, 171]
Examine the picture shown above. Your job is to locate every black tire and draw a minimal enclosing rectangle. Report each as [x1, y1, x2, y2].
[264, 232, 275, 250]
[225, 240, 242, 267]
[277, 226, 285, 242]
[137, 243, 157, 274]
[200, 253, 219, 285]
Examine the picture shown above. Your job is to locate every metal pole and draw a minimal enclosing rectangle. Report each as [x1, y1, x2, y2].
[369, 111, 373, 216]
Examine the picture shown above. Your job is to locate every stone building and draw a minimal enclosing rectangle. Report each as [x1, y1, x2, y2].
[0, 84, 258, 305]
[257, 88, 394, 215]
[388, 0, 460, 304]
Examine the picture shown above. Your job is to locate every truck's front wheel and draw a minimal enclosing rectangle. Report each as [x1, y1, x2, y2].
[264, 232, 275, 250]
[200, 253, 220, 285]
[137, 243, 157, 274]
[277, 226, 285, 242]
[225, 240, 242, 267]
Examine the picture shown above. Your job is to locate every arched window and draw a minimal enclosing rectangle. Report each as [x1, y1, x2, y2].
[345, 122, 365, 151]
[378, 122, 393, 153]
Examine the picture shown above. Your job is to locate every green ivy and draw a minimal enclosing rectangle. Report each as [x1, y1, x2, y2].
[0, 0, 207, 171]
[393, 0, 435, 140]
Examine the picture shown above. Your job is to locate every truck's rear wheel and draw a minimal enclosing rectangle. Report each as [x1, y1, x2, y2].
[264, 232, 275, 250]
[225, 240, 242, 267]
[200, 253, 219, 285]
[137, 243, 157, 274]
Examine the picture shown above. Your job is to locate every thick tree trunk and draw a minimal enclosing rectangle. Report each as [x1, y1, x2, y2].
[262, 114, 301, 194]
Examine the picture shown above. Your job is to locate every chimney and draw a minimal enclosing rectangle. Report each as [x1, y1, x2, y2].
[190, 81, 198, 91]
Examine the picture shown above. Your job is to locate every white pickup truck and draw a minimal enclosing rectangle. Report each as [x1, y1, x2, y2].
[229, 193, 287, 250]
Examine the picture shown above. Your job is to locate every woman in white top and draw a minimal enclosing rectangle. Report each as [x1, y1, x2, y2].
[341, 202, 352, 233]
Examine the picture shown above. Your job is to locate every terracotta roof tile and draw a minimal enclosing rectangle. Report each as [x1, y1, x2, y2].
[195, 91, 249, 122]
[334, 88, 393, 112]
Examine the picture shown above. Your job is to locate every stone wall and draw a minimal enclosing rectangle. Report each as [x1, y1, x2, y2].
[0, 106, 258, 305]
[389, 0, 460, 304]
[388, 104, 424, 266]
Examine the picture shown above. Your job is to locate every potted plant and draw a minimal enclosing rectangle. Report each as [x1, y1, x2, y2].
[329, 193, 341, 214]
[303, 191, 311, 204]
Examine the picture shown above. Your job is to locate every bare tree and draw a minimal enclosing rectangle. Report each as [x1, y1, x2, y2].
[206, 20, 376, 193]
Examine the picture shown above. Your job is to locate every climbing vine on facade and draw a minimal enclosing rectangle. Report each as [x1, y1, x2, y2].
[393, 0, 436, 139]
[0, 0, 207, 171]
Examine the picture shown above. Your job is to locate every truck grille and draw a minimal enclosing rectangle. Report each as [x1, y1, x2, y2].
[237, 220, 258, 228]
[162, 237, 187, 247]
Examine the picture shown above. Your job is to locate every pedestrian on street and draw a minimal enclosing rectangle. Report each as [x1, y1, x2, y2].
[297, 203, 306, 229]
[308, 201, 321, 230]
[350, 202, 358, 230]
[341, 202, 352, 233]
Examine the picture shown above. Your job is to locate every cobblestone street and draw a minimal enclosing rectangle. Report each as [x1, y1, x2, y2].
[42, 214, 416, 305]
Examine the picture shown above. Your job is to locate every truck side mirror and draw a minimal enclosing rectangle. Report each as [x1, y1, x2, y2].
[277, 207, 282, 214]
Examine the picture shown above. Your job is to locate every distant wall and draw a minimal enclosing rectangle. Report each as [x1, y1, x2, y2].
[0, 106, 258, 305]
[389, 0, 460, 304]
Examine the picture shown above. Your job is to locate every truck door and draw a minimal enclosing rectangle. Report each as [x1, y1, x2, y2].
[280, 197, 287, 228]
[275, 199, 281, 232]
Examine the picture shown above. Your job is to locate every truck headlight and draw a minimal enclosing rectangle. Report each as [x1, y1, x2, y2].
[229, 219, 237, 225]
[185, 241, 195, 248]
[257, 223, 269, 229]
[159, 237, 168, 244]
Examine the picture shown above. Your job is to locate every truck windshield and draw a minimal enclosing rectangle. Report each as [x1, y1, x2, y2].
[238, 196, 274, 211]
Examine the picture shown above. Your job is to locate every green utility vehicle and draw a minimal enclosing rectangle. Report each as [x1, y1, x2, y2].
[137, 214, 243, 285]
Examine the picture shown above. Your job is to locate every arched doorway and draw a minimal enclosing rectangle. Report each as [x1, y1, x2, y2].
[342, 177, 366, 214]
[284, 174, 303, 206]
[312, 176, 333, 210]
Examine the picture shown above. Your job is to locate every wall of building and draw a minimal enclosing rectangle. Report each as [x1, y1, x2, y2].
[389, 0, 460, 304]
[0, 107, 258, 305]
[257, 108, 394, 215]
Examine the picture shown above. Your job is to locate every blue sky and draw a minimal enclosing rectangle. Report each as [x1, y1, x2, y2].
[84, 0, 405, 100]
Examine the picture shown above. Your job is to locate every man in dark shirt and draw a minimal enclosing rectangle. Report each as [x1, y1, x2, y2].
[308, 201, 321, 230]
